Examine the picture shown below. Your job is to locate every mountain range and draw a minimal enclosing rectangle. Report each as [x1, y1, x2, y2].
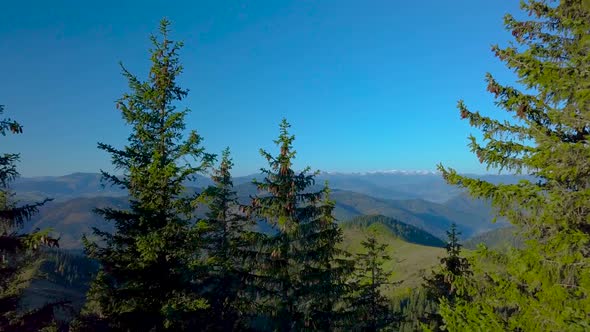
[15, 172, 520, 249]
[14, 171, 531, 203]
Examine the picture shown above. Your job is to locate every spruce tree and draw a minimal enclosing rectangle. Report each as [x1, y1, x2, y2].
[244, 119, 351, 331]
[198, 148, 253, 331]
[421, 223, 471, 331]
[349, 234, 401, 332]
[79, 19, 215, 331]
[298, 184, 355, 331]
[438, 1, 590, 330]
[0, 105, 61, 331]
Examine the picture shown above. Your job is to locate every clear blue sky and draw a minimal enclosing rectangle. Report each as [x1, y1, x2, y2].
[1, 0, 522, 177]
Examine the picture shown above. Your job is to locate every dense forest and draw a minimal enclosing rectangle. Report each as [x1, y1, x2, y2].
[1, 1, 590, 331]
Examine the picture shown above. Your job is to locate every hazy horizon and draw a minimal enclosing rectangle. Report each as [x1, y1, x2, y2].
[17, 168, 522, 179]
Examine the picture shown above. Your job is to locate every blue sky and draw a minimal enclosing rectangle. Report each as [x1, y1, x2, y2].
[1, 0, 522, 177]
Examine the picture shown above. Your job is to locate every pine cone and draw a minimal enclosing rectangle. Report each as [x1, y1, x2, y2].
[460, 109, 469, 119]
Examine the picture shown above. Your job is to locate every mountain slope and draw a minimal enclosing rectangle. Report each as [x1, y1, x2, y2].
[340, 221, 445, 295]
[24, 196, 128, 248]
[464, 226, 523, 250]
[340, 215, 445, 248]
[14, 172, 212, 201]
[14, 173, 125, 201]
[331, 190, 500, 238]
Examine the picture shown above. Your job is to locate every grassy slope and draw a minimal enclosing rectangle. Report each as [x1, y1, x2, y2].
[340, 222, 446, 297]
[340, 215, 446, 247]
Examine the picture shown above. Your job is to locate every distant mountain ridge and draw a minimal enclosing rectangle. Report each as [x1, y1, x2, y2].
[14, 173, 125, 201]
[330, 189, 508, 239]
[24, 196, 126, 248]
[24, 187, 507, 249]
[464, 226, 523, 250]
[15, 171, 533, 203]
[16, 172, 519, 248]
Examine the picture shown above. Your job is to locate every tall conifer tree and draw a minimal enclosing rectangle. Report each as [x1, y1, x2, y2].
[245, 119, 351, 331]
[0, 105, 60, 331]
[80, 19, 215, 331]
[438, 1, 590, 330]
[298, 184, 355, 331]
[349, 234, 401, 332]
[198, 148, 253, 331]
[421, 223, 471, 331]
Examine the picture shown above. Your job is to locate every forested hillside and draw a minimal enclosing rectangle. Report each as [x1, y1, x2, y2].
[340, 221, 446, 293]
[341, 215, 446, 248]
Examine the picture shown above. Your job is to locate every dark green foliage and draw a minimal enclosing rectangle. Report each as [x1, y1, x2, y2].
[298, 184, 356, 331]
[42, 250, 98, 291]
[198, 148, 254, 330]
[79, 19, 215, 331]
[438, 0, 590, 330]
[0, 105, 62, 331]
[244, 119, 353, 331]
[341, 215, 446, 248]
[435, 224, 471, 283]
[391, 288, 437, 332]
[421, 223, 471, 331]
[348, 234, 402, 332]
[22, 250, 99, 327]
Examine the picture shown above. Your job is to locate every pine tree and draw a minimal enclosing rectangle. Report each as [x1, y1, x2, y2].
[298, 183, 356, 331]
[421, 223, 471, 331]
[437, 1, 590, 330]
[244, 119, 351, 331]
[349, 234, 401, 332]
[79, 19, 215, 331]
[0, 105, 61, 331]
[198, 148, 254, 331]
